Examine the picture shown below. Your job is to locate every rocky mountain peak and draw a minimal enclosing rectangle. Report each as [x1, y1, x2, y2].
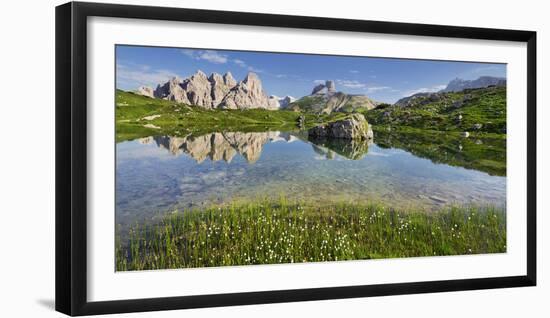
[326, 80, 336, 94]
[223, 72, 236, 87]
[312, 84, 326, 95]
[220, 72, 270, 109]
[181, 71, 212, 108]
[312, 80, 337, 96]
[192, 70, 208, 79]
[139, 70, 274, 110]
[208, 72, 223, 83]
[209, 72, 236, 107]
[242, 72, 262, 90]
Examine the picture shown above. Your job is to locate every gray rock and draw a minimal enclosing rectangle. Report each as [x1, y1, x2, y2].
[429, 195, 448, 203]
[220, 72, 271, 109]
[311, 80, 336, 97]
[136, 86, 155, 98]
[326, 80, 336, 95]
[451, 100, 464, 108]
[472, 123, 483, 130]
[278, 95, 296, 108]
[308, 113, 373, 140]
[145, 70, 286, 110]
[181, 70, 213, 108]
[311, 83, 327, 95]
[223, 72, 237, 87]
[209, 72, 235, 107]
[154, 77, 190, 104]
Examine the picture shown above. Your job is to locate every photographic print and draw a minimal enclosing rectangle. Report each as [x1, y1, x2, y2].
[115, 45, 507, 271]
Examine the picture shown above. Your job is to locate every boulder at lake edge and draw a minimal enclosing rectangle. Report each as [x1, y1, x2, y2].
[308, 113, 373, 140]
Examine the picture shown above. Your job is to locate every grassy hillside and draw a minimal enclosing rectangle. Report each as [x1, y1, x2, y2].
[115, 90, 349, 141]
[364, 86, 506, 134]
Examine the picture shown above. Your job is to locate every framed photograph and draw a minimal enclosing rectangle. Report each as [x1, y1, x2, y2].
[55, 1, 536, 316]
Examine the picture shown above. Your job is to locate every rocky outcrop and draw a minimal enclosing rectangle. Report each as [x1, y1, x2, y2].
[208, 72, 234, 107]
[223, 72, 237, 87]
[180, 70, 213, 108]
[311, 80, 336, 97]
[220, 73, 271, 110]
[308, 114, 373, 140]
[326, 80, 336, 95]
[136, 86, 155, 98]
[154, 77, 190, 104]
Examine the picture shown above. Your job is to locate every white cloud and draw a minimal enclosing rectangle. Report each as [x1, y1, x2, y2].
[402, 84, 446, 97]
[366, 86, 391, 93]
[247, 66, 263, 73]
[181, 49, 228, 64]
[181, 49, 196, 58]
[232, 58, 263, 73]
[313, 79, 325, 85]
[198, 50, 228, 64]
[116, 63, 178, 88]
[233, 59, 246, 67]
[456, 64, 506, 80]
[349, 70, 360, 74]
[337, 79, 366, 89]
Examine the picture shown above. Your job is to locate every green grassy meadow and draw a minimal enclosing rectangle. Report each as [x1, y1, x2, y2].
[116, 198, 506, 271]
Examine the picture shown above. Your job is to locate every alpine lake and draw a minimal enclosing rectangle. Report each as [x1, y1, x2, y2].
[116, 128, 506, 228]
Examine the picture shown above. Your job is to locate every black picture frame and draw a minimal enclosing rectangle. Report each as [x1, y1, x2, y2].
[55, 1, 537, 316]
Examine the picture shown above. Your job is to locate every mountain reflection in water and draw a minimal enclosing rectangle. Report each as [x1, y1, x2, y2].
[137, 131, 371, 163]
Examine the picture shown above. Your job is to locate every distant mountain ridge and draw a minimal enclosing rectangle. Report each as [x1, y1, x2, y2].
[440, 76, 506, 93]
[288, 80, 377, 114]
[395, 76, 506, 107]
[135, 71, 294, 110]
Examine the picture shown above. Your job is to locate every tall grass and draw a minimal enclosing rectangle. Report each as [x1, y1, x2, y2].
[116, 198, 506, 271]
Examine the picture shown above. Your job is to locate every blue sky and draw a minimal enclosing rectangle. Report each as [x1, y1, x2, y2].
[116, 45, 506, 104]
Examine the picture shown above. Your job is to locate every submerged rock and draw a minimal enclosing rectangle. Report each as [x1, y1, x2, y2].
[429, 195, 448, 203]
[308, 114, 373, 140]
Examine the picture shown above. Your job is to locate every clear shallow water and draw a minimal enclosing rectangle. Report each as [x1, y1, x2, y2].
[116, 131, 506, 227]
